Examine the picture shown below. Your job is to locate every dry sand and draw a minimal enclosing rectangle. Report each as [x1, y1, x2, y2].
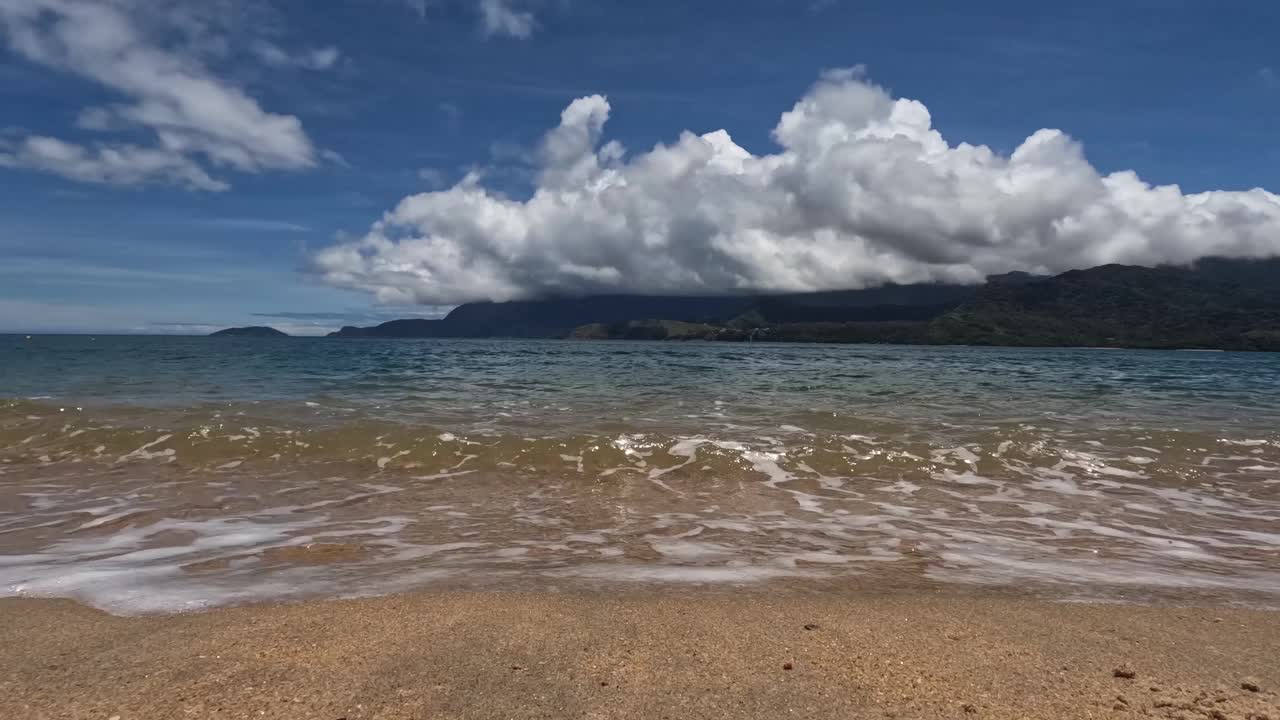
[1, 591, 1277, 720]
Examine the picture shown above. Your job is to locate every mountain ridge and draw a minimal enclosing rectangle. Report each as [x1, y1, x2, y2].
[327, 258, 1280, 351]
[329, 283, 980, 339]
[210, 326, 289, 338]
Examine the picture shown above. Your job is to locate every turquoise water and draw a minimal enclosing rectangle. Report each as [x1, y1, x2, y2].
[2, 336, 1279, 613]
[4, 335, 1279, 433]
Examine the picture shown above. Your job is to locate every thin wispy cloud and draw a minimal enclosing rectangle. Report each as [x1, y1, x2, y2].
[0, 0, 321, 191]
[399, 0, 542, 38]
[253, 42, 342, 71]
[190, 218, 312, 232]
[439, 101, 464, 130]
[1260, 67, 1279, 91]
[253, 311, 362, 321]
[0, 258, 227, 287]
[418, 168, 449, 188]
[478, 0, 535, 38]
[253, 307, 451, 323]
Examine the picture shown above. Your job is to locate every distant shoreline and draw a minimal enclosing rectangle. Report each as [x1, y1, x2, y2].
[7, 333, 1278, 353]
[10, 257, 1280, 350]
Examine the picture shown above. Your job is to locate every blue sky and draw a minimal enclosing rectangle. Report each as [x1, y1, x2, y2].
[1, 0, 1278, 334]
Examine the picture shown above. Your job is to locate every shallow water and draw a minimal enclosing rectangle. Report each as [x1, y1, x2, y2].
[2, 336, 1279, 614]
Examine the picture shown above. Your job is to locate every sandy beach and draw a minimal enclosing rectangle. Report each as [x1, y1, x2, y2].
[2, 591, 1276, 720]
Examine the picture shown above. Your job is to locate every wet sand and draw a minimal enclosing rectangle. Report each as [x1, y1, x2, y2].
[2, 592, 1277, 720]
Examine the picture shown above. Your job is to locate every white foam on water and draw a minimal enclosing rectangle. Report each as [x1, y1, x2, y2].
[1224, 529, 1280, 546]
[74, 506, 150, 530]
[377, 450, 410, 469]
[650, 540, 739, 562]
[932, 446, 981, 466]
[699, 519, 759, 533]
[412, 469, 475, 481]
[1146, 486, 1231, 510]
[1027, 474, 1102, 497]
[775, 551, 851, 566]
[936, 470, 1001, 487]
[646, 438, 712, 493]
[552, 564, 814, 584]
[739, 449, 791, 487]
[391, 542, 488, 560]
[0, 513, 324, 614]
[844, 434, 879, 444]
[5, 411, 1279, 614]
[1016, 517, 1219, 557]
[611, 434, 652, 463]
[931, 549, 1280, 594]
[116, 434, 174, 463]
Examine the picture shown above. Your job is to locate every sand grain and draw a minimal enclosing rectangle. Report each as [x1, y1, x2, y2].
[2, 592, 1277, 719]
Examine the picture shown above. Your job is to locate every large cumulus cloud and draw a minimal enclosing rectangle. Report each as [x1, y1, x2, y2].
[314, 69, 1280, 305]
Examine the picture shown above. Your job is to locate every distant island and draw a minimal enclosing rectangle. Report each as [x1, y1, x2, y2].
[209, 326, 289, 338]
[327, 257, 1280, 351]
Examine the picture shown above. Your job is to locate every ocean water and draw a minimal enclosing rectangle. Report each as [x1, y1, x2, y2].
[2, 335, 1279, 614]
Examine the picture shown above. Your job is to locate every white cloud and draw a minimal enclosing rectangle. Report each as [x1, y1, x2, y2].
[320, 148, 350, 167]
[76, 106, 129, 131]
[0, 0, 318, 189]
[1260, 67, 1279, 91]
[397, 0, 540, 38]
[478, 0, 534, 38]
[254, 42, 341, 71]
[489, 139, 533, 163]
[0, 135, 227, 191]
[313, 69, 1280, 305]
[189, 218, 311, 232]
[418, 167, 448, 187]
[439, 101, 463, 129]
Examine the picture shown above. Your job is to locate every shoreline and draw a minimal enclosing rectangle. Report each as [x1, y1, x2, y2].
[9, 334, 1279, 353]
[4, 591, 1277, 719]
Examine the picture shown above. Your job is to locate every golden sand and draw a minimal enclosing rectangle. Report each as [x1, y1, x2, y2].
[2, 592, 1277, 719]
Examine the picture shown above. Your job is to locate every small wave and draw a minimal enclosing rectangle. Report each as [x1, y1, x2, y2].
[2, 398, 1280, 614]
